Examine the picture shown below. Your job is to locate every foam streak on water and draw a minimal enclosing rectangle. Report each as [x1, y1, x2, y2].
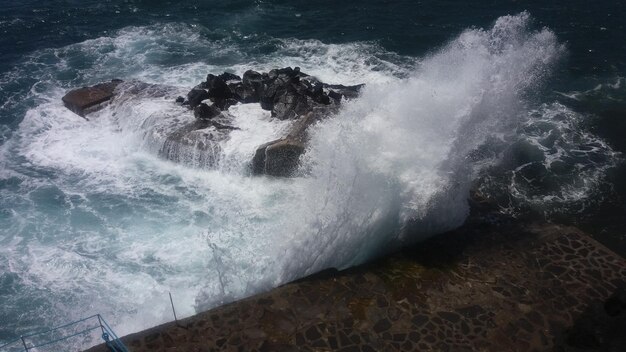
[0, 12, 618, 349]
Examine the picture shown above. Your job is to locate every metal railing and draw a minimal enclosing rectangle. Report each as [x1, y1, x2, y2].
[0, 314, 129, 352]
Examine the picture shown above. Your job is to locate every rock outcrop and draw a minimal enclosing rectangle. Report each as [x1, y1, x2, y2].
[180, 66, 362, 120]
[62, 79, 123, 117]
[178, 67, 363, 176]
[193, 103, 221, 120]
[61, 68, 364, 174]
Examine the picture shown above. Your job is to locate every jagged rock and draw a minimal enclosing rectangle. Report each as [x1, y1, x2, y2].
[227, 81, 245, 101]
[299, 76, 327, 103]
[327, 90, 343, 101]
[62, 69, 363, 177]
[259, 73, 291, 111]
[62, 79, 123, 117]
[267, 69, 279, 80]
[242, 70, 264, 103]
[184, 67, 358, 122]
[272, 86, 311, 120]
[186, 73, 241, 109]
[325, 83, 365, 100]
[226, 98, 239, 109]
[194, 103, 221, 120]
[276, 66, 302, 78]
[186, 88, 210, 109]
[205, 74, 230, 100]
[256, 68, 330, 119]
[210, 97, 239, 111]
[218, 72, 241, 82]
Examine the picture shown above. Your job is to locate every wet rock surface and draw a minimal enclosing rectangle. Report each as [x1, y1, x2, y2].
[252, 139, 306, 177]
[179, 67, 362, 176]
[185, 88, 210, 109]
[252, 112, 320, 177]
[193, 103, 221, 120]
[62, 79, 123, 117]
[84, 222, 626, 352]
[62, 68, 363, 174]
[180, 66, 362, 121]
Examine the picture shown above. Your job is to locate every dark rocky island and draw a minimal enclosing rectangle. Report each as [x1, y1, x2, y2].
[62, 67, 363, 177]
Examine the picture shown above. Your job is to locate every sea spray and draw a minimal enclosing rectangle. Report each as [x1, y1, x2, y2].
[264, 13, 565, 278]
[0, 11, 618, 349]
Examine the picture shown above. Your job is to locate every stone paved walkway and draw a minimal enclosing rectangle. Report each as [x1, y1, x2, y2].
[85, 223, 626, 351]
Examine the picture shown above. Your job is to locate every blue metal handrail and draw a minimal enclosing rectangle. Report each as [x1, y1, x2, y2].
[20, 314, 99, 339]
[29, 326, 101, 349]
[98, 315, 128, 352]
[0, 314, 129, 352]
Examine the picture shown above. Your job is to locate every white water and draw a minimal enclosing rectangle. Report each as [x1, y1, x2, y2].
[4, 12, 618, 349]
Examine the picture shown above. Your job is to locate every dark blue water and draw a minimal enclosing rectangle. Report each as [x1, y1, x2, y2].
[0, 1, 625, 349]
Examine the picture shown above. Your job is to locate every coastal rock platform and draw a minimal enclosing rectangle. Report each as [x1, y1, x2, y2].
[61, 68, 363, 175]
[85, 222, 625, 351]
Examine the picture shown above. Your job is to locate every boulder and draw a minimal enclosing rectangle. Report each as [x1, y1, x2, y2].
[275, 66, 301, 78]
[194, 103, 221, 120]
[62, 79, 123, 117]
[186, 88, 210, 109]
[325, 83, 365, 100]
[241, 70, 264, 103]
[327, 90, 343, 101]
[259, 73, 291, 111]
[252, 139, 305, 177]
[272, 86, 311, 120]
[215, 98, 239, 111]
[255, 69, 330, 119]
[227, 81, 245, 101]
[302, 77, 330, 105]
[218, 72, 241, 82]
[205, 74, 230, 100]
[251, 112, 320, 177]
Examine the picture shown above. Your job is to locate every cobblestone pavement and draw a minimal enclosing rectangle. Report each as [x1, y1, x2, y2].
[85, 223, 626, 351]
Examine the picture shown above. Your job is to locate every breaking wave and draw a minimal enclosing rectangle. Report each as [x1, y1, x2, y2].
[0, 12, 619, 348]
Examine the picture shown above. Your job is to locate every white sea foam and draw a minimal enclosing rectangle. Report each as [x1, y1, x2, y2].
[265, 12, 567, 277]
[504, 102, 620, 213]
[556, 76, 626, 103]
[0, 12, 619, 350]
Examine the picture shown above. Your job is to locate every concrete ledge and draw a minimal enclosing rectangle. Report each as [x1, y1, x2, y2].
[84, 222, 626, 351]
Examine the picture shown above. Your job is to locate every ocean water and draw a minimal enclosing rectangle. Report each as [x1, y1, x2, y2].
[1, 1, 625, 349]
